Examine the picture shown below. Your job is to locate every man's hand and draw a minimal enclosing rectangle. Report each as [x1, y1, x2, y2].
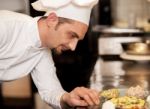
[60, 87, 100, 109]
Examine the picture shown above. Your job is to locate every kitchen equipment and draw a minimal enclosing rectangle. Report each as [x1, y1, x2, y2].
[93, 25, 144, 35]
[120, 52, 150, 61]
[90, 24, 150, 94]
[121, 40, 150, 55]
[98, 27, 143, 34]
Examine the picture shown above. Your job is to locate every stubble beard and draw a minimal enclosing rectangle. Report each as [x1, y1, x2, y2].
[53, 48, 62, 55]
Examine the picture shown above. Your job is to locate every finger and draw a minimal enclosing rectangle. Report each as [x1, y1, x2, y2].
[71, 98, 88, 107]
[87, 89, 100, 105]
[71, 87, 94, 105]
[71, 87, 94, 106]
[82, 94, 95, 105]
[72, 87, 99, 106]
[81, 91, 98, 105]
[76, 106, 88, 109]
[62, 92, 88, 107]
[77, 88, 100, 105]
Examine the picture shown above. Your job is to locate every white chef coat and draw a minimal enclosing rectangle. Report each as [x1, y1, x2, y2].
[0, 10, 66, 109]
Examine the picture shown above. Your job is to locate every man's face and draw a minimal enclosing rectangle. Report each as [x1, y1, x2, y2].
[46, 19, 88, 54]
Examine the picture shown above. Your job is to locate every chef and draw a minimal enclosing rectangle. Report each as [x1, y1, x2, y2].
[0, 0, 99, 108]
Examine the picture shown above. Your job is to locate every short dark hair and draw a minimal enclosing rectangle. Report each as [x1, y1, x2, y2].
[58, 17, 73, 24]
[41, 16, 74, 30]
[55, 17, 74, 29]
[41, 16, 73, 23]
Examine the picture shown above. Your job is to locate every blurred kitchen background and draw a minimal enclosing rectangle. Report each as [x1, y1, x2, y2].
[1, 0, 150, 109]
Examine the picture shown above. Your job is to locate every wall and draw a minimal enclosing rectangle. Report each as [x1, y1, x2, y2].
[0, 0, 30, 15]
[111, 0, 150, 31]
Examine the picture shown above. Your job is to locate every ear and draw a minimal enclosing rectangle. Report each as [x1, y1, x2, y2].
[46, 12, 58, 25]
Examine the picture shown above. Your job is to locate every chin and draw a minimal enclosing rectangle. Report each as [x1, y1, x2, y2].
[53, 48, 62, 55]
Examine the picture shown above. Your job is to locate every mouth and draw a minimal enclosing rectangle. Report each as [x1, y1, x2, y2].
[61, 46, 69, 51]
[53, 45, 69, 54]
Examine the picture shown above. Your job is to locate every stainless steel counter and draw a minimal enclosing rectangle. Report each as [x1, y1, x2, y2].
[90, 59, 150, 91]
[90, 24, 150, 101]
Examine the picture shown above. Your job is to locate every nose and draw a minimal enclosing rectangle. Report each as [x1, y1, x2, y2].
[69, 39, 78, 51]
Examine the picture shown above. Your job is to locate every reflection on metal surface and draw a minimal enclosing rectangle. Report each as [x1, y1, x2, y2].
[120, 52, 150, 61]
[93, 25, 144, 34]
[98, 37, 142, 55]
[101, 76, 125, 89]
[90, 59, 150, 92]
[121, 41, 150, 55]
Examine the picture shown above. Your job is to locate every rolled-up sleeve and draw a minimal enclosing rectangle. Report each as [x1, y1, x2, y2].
[31, 49, 66, 109]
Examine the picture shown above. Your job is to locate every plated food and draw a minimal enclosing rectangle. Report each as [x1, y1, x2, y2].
[111, 96, 145, 109]
[126, 85, 148, 99]
[100, 88, 119, 99]
[100, 85, 149, 109]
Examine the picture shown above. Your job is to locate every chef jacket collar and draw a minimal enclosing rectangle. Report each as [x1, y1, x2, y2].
[29, 16, 44, 49]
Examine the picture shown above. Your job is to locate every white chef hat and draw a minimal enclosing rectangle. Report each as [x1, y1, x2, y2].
[31, 0, 99, 25]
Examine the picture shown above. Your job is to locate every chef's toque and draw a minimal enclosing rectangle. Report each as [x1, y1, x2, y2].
[31, 0, 99, 25]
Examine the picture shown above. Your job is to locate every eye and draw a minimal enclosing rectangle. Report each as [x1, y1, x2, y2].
[67, 32, 76, 39]
[71, 34, 76, 39]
